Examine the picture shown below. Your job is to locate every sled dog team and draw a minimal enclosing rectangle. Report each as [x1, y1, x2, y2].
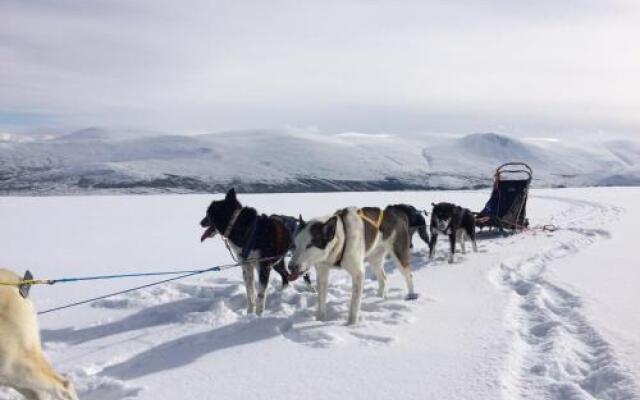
[0, 188, 477, 399]
[200, 188, 478, 325]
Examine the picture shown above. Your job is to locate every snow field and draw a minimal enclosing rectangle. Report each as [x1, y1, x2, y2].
[0, 188, 638, 399]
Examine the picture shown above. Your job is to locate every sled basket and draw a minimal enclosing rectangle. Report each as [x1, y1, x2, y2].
[475, 162, 532, 231]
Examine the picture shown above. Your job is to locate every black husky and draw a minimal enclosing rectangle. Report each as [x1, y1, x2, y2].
[429, 202, 477, 263]
[389, 204, 430, 250]
[200, 188, 309, 315]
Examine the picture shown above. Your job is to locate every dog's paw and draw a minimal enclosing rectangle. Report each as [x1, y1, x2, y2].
[405, 293, 419, 301]
[295, 283, 315, 293]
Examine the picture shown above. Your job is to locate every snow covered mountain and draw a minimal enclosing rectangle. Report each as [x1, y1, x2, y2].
[0, 129, 638, 195]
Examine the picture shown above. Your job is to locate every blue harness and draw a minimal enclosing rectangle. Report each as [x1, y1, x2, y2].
[239, 214, 299, 260]
[240, 214, 268, 260]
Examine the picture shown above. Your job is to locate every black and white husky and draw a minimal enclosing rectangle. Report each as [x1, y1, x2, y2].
[200, 189, 309, 315]
[429, 202, 477, 263]
[288, 206, 419, 325]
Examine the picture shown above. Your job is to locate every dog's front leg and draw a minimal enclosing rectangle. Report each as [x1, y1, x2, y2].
[256, 263, 271, 316]
[418, 225, 431, 251]
[448, 233, 456, 264]
[429, 231, 438, 260]
[273, 260, 290, 289]
[315, 265, 330, 321]
[469, 226, 478, 253]
[346, 264, 364, 325]
[458, 230, 467, 254]
[16, 387, 44, 400]
[367, 247, 387, 298]
[242, 263, 257, 314]
[8, 357, 78, 400]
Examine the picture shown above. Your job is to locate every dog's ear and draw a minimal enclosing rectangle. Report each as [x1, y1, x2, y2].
[323, 216, 337, 242]
[431, 202, 437, 207]
[298, 214, 306, 228]
[225, 188, 236, 201]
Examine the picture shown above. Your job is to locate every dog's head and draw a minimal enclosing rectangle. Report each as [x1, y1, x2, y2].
[200, 188, 241, 242]
[288, 215, 338, 280]
[431, 202, 456, 232]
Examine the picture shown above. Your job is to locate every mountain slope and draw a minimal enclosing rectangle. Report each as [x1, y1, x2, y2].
[0, 130, 638, 194]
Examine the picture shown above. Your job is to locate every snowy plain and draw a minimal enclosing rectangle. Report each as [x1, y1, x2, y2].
[0, 188, 638, 399]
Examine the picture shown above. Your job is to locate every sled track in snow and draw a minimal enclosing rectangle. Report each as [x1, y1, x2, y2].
[498, 196, 639, 399]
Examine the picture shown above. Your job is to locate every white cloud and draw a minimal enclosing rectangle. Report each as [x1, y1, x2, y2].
[0, 0, 638, 137]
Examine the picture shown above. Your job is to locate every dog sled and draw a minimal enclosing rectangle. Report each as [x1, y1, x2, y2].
[475, 162, 532, 231]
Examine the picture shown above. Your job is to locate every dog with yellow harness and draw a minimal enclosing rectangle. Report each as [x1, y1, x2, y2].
[288, 205, 419, 325]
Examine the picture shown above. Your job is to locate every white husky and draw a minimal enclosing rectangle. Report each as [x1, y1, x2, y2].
[288, 206, 418, 325]
[0, 269, 79, 400]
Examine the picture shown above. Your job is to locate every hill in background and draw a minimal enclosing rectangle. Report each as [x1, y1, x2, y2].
[1, 129, 638, 195]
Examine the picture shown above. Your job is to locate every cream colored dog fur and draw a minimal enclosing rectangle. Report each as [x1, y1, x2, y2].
[0, 269, 78, 400]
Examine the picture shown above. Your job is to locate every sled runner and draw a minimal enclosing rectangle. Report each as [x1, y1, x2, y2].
[475, 162, 532, 231]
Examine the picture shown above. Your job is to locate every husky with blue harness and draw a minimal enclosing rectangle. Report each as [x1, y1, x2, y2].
[200, 189, 310, 315]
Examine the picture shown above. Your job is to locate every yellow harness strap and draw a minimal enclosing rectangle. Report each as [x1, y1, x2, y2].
[0, 279, 52, 287]
[357, 208, 384, 230]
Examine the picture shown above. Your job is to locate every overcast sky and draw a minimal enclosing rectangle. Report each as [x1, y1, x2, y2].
[1, 0, 638, 138]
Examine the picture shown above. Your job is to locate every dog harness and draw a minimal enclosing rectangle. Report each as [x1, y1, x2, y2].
[240, 215, 269, 260]
[357, 208, 384, 230]
[221, 207, 245, 262]
[221, 208, 270, 261]
[331, 208, 382, 267]
[332, 212, 348, 267]
[223, 207, 243, 238]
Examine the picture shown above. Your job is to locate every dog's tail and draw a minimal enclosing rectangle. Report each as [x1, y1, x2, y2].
[417, 224, 431, 251]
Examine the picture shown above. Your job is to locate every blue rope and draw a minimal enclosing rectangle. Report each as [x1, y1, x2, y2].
[34, 254, 287, 315]
[49, 269, 220, 284]
[40, 254, 285, 285]
[38, 266, 221, 315]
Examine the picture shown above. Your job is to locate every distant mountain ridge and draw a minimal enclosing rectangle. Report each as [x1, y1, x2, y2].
[0, 129, 638, 195]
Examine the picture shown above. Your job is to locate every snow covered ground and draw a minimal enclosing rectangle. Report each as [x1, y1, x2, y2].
[0, 188, 638, 399]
